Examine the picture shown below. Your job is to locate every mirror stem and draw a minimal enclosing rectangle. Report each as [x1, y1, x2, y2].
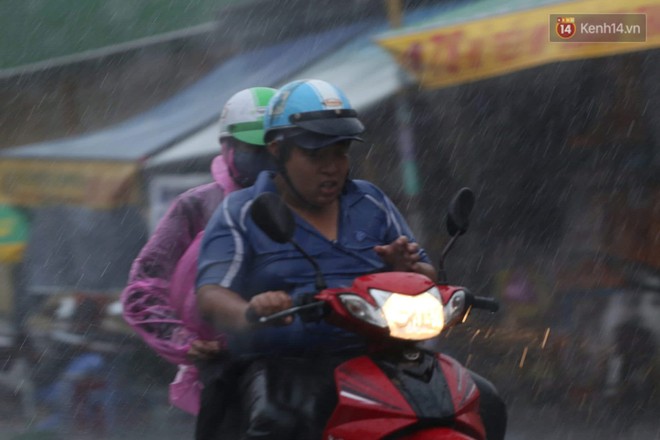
[290, 240, 327, 291]
[437, 268, 448, 285]
[437, 234, 459, 284]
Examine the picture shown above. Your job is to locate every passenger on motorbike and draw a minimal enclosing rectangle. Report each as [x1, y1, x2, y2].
[195, 79, 436, 439]
[121, 87, 277, 415]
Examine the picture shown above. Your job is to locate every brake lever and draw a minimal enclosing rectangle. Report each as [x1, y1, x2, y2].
[255, 301, 327, 325]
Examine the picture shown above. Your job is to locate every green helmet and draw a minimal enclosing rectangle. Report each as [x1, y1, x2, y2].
[219, 87, 277, 146]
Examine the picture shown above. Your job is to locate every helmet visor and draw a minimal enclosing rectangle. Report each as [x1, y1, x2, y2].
[289, 109, 364, 136]
[287, 131, 363, 150]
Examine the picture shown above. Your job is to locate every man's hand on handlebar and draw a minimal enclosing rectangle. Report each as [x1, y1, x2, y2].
[245, 290, 294, 326]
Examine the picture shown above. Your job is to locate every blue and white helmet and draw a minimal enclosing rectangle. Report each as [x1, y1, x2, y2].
[264, 79, 364, 149]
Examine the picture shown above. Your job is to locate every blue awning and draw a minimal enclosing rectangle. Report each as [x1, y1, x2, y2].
[146, 3, 456, 169]
[0, 22, 370, 162]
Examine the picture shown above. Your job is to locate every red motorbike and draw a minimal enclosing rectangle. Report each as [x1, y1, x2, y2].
[249, 188, 499, 439]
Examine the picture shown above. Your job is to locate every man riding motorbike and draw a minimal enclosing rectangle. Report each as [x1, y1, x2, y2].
[196, 79, 505, 439]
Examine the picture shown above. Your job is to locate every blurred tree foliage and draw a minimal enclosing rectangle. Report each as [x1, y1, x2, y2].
[0, 0, 245, 69]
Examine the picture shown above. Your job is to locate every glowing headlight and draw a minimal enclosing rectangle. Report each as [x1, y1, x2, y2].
[370, 288, 445, 340]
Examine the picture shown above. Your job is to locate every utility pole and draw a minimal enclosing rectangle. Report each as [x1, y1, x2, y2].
[386, 0, 403, 27]
[385, 0, 425, 243]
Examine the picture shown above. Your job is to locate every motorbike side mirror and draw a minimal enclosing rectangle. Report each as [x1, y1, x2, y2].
[446, 187, 475, 237]
[438, 187, 475, 284]
[250, 192, 295, 244]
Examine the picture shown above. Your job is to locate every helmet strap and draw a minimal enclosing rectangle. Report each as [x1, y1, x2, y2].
[274, 148, 322, 211]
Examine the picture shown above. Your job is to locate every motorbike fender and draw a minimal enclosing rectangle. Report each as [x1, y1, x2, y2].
[324, 355, 418, 439]
[437, 353, 485, 439]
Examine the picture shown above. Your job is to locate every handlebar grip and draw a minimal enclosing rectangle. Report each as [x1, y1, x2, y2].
[471, 296, 500, 313]
[245, 301, 327, 326]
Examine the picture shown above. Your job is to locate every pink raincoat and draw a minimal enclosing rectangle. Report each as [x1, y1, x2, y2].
[121, 156, 239, 414]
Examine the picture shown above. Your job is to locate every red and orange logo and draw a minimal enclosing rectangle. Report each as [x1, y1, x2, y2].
[556, 16, 576, 39]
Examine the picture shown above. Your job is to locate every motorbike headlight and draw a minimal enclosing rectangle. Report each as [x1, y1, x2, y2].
[339, 294, 388, 328]
[370, 288, 445, 340]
